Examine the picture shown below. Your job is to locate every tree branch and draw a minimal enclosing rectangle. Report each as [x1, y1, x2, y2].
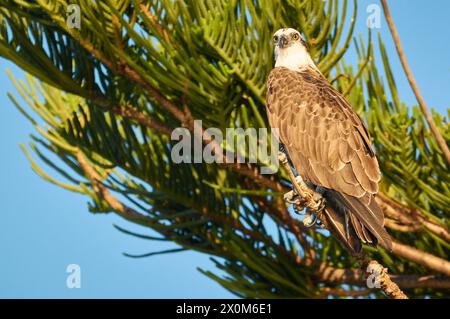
[392, 241, 450, 277]
[355, 254, 408, 299]
[76, 151, 156, 228]
[377, 193, 450, 243]
[111, 105, 173, 136]
[384, 218, 421, 232]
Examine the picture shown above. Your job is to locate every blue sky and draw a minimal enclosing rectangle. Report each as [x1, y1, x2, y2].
[0, 0, 448, 298]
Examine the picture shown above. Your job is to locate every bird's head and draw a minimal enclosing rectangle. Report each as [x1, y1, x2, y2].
[273, 28, 316, 71]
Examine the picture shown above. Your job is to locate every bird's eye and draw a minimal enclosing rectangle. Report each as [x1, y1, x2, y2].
[273, 35, 279, 42]
[292, 33, 300, 40]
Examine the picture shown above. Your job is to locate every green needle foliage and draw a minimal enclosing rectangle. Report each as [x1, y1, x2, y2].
[0, 0, 449, 298]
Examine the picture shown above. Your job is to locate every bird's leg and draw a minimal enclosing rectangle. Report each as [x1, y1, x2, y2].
[279, 151, 326, 225]
[279, 151, 307, 212]
[294, 176, 326, 213]
[310, 184, 326, 213]
[283, 189, 297, 204]
[303, 185, 327, 227]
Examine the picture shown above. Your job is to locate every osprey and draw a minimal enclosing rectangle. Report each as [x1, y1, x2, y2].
[266, 28, 392, 253]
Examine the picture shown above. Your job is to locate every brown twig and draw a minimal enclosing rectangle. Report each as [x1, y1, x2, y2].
[138, 3, 171, 45]
[111, 105, 173, 136]
[223, 162, 286, 192]
[392, 241, 450, 277]
[384, 218, 421, 232]
[377, 193, 450, 243]
[249, 193, 315, 262]
[76, 151, 156, 228]
[330, 73, 351, 85]
[381, 0, 450, 164]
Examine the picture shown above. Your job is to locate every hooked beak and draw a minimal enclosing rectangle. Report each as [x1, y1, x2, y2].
[278, 35, 289, 48]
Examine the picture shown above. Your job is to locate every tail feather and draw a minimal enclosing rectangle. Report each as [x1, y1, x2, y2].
[322, 189, 392, 254]
[322, 206, 362, 253]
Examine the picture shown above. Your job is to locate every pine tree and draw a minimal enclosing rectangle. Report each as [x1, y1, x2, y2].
[0, 0, 449, 298]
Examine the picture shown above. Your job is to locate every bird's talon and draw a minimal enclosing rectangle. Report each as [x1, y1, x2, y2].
[312, 197, 326, 213]
[284, 189, 306, 210]
[303, 211, 318, 227]
[283, 190, 297, 203]
[293, 201, 306, 213]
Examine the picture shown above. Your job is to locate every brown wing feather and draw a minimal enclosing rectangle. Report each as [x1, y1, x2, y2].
[267, 67, 380, 197]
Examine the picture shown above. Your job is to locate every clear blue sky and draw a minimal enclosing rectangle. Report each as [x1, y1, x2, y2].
[0, 0, 448, 298]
